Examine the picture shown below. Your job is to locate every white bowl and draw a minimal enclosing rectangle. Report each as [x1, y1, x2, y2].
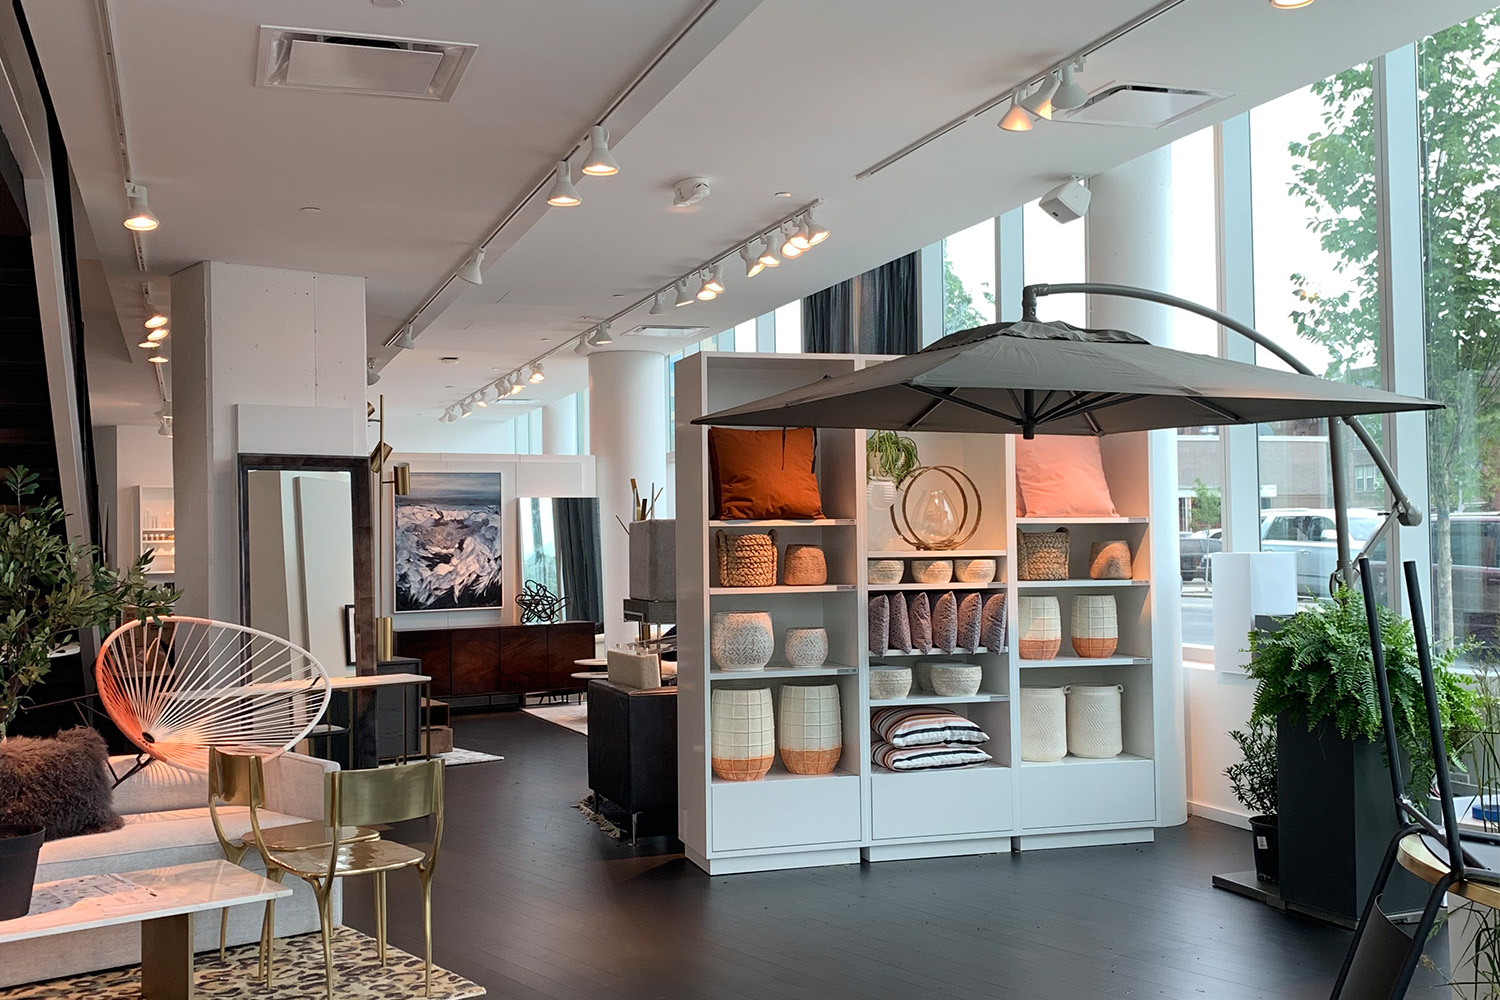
[911, 559, 953, 584]
[930, 663, 983, 697]
[869, 666, 913, 701]
[954, 558, 997, 584]
[868, 559, 905, 585]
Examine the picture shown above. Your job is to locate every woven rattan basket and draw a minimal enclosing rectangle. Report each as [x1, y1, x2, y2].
[1018, 527, 1070, 581]
[716, 529, 778, 587]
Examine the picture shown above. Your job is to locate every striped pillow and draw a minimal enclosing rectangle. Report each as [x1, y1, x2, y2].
[871, 706, 990, 748]
[872, 740, 992, 772]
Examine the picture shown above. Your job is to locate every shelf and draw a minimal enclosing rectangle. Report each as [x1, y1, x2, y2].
[1022, 752, 1151, 768]
[866, 550, 1007, 560]
[709, 664, 859, 680]
[870, 582, 1006, 591]
[872, 646, 1000, 658]
[712, 762, 860, 785]
[1017, 517, 1148, 526]
[1015, 579, 1150, 590]
[709, 518, 857, 528]
[874, 760, 1009, 776]
[870, 692, 1009, 706]
[1019, 656, 1150, 669]
[709, 584, 855, 595]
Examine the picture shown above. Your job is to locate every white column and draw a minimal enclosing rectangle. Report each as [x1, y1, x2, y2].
[171, 262, 366, 621]
[589, 350, 668, 645]
[1086, 147, 1188, 827]
[542, 396, 578, 455]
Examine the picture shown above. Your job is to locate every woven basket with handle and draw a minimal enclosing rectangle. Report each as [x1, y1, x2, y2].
[1018, 527, 1070, 581]
[716, 529, 778, 587]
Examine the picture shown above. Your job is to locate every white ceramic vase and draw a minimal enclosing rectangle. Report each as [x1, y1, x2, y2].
[867, 479, 898, 510]
[1070, 595, 1118, 658]
[778, 684, 842, 775]
[1017, 595, 1062, 660]
[1066, 684, 1124, 759]
[1020, 686, 1068, 762]
[710, 611, 774, 671]
[784, 627, 829, 668]
[711, 687, 775, 780]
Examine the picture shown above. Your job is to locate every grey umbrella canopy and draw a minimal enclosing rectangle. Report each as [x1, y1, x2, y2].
[692, 320, 1441, 436]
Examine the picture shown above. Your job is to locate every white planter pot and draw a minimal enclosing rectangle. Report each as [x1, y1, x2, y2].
[778, 684, 842, 775]
[711, 687, 775, 781]
[1020, 686, 1067, 762]
[784, 627, 829, 668]
[1017, 595, 1062, 660]
[1066, 684, 1123, 759]
[867, 479, 898, 510]
[710, 611, 774, 672]
[1070, 595, 1119, 658]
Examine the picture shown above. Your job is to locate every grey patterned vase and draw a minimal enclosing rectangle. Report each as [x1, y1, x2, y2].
[710, 611, 774, 671]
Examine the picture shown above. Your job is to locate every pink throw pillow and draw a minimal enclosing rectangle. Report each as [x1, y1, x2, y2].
[1015, 436, 1118, 517]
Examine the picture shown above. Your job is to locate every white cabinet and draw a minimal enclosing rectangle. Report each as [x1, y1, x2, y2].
[125, 485, 174, 577]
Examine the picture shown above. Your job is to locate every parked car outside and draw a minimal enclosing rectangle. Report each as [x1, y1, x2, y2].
[1179, 530, 1222, 583]
[1259, 507, 1381, 598]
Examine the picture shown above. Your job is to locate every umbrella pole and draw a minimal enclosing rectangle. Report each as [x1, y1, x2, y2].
[1023, 281, 1417, 592]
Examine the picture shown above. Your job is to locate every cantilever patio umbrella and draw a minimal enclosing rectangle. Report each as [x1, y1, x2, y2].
[694, 288, 1443, 590]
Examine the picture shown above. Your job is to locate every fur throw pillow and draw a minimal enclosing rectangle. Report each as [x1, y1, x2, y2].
[0, 727, 123, 840]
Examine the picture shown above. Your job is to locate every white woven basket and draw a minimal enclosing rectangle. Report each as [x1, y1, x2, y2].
[1019, 686, 1067, 762]
[1066, 683, 1124, 759]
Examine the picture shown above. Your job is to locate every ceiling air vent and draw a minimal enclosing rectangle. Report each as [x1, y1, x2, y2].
[623, 324, 710, 340]
[256, 26, 477, 101]
[1053, 83, 1229, 129]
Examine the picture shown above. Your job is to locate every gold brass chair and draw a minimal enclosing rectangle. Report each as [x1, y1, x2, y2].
[253, 759, 445, 999]
[206, 748, 379, 981]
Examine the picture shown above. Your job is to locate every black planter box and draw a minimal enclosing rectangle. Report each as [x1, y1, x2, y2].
[1277, 715, 1425, 925]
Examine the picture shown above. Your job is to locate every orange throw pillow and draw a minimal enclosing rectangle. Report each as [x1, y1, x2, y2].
[709, 427, 824, 520]
[1014, 435, 1117, 517]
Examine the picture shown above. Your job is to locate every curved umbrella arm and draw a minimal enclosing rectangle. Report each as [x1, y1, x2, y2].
[1024, 281, 1425, 589]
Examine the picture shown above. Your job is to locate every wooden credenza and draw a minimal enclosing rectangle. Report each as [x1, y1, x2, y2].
[394, 622, 595, 699]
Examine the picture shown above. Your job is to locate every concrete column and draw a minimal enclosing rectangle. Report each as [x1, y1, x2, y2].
[588, 350, 668, 645]
[542, 396, 578, 455]
[1086, 147, 1188, 827]
[171, 262, 366, 621]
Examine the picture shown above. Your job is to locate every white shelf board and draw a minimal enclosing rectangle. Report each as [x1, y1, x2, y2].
[1022, 752, 1151, 768]
[866, 550, 1007, 559]
[1016, 516, 1148, 525]
[871, 646, 1000, 657]
[870, 582, 1005, 591]
[1015, 579, 1150, 590]
[709, 584, 855, 595]
[712, 763, 860, 785]
[869, 692, 1010, 706]
[709, 664, 859, 680]
[1018, 656, 1151, 669]
[873, 760, 1009, 776]
[709, 518, 857, 528]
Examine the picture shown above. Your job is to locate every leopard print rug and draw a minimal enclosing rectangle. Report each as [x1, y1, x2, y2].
[0, 927, 485, 999]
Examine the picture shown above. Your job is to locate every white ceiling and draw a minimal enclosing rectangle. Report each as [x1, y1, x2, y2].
[22, 0, 1498, 429]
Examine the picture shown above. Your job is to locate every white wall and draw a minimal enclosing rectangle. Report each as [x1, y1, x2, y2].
[95, 424, 174, 568]
[384, 411, 534, 455]
[386, 452, 595, 631]
[1185, 665, 1259, 829]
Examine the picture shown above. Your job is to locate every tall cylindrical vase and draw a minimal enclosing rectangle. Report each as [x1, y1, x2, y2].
[1020, 687, 1068, 762]
[710, 611, 774, 671]
[778, 684, 842, 775]
[711, 688, 775, 780]
[1017, 595, 1061, 660]
[1070, 595, 1118, 658]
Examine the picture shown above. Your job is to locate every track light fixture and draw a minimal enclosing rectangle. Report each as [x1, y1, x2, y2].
[147, 353, 168, 364]
[581, 125, 620, 176]
[509, 379, 524, 395]
[367, 359, 381, 386]
[397, 323, 416, 350]
[475, 387, 490, 406]
[999, 92, 1034, 132]
[147, 328, 169, 342]
[789, 218, 813, 251]
[1021, 73, 1059, 120]
[440, 407, 455, 423]
[803, 212, 830, 246]
[757, 235, 781, 268]
[1269, 0, 1314, 6]
[123, 182, 159, 231]
[704, 264, 725, 295]
[649, 290, 668, 315]
[138, 338, 157, 349]
[1052, 59, 1088, 111]
[574, 338, 592, 357]
[546, 160, 582, 207]
[589, 321, 613, 346]
[674, 278, 694, 307]
[741, 244, 765, 278]
[144, 311, 168, 330]
[458, 247, 485, 285]
[779, 222, 803, 258]
[157, 414, 172, 438]
[529, 362, 546, 383]
[696, 269, 718, 301]
[460, 398, 473, 417]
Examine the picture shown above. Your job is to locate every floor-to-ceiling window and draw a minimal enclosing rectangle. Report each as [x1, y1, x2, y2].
[1023, 199, 1086, 326]
[1250, 64, 1379, 600]
[941, 218, 995, 334]
[1419, 11, 1500, 656]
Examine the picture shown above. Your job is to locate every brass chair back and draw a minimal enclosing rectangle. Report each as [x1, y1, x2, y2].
[328, 758, 444, 829]
[209, 747, 266, 810]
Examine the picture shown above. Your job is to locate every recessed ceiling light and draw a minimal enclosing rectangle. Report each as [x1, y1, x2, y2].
[300, 206, 323, 214]
[439, 356, 460, 364]
[775, 191, 792, 198]
[1269, 0, 1313, 6]
[371, 0, 403, 6]
[539, 338, 551, 342]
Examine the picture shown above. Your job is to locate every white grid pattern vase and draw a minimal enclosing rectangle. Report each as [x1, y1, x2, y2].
[1017, 595, 1062, 660]
[1070, 595, 1118, 658]
[711, 687, 775, 780]
[778, 684, 842, 774]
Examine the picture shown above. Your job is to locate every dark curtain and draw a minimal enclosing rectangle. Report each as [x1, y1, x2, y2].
[802, 251, 920, 355]
[802, 280, 854, 353]
[555, 497, 603, 627]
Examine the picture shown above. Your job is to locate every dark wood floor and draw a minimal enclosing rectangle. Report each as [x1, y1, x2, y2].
[345, 711, 1448, 1000]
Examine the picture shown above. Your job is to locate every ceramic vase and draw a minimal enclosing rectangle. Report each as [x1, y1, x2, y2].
[778, 684, 842, 775]
[784, 627, 829, 668]
[710, 611, 774, 671]
[1070, 595, 1119, 658]
[1020, 686, 1068, 762]
[867, 479, 898, 510]
[711, 688, 775, 780]
[1017, 595, 1062, 660]
[1066, 684, 1124, 758]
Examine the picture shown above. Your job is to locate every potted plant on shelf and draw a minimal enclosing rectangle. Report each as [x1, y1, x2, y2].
[1224, 715, 1278, 882]
[1246, 588, 1480, 924]
[865, 430, 919, 509]
[0, 466, 177, 918]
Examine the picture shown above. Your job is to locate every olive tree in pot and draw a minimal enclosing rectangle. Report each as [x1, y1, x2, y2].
[0, 468, 177, 918]
[1246, 588, 1480, 924]
[1224, 715, 1278, 882]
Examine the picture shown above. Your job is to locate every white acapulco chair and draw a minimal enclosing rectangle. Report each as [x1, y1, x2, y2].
[95, 616, 333, 773]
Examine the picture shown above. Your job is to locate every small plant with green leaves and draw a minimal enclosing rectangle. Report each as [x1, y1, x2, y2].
[0, 466, 178, 738]
[1224, 715, 1277, 817]
[1246, 587, 1481, 799]
[866, 430, 920, 484]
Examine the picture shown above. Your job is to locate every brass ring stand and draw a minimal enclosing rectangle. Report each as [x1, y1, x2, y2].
[890, 465, 982, 550]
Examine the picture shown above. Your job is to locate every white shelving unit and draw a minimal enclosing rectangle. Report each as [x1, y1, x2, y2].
[124, 485, 175, 578]
[676, 352, 1175, 875]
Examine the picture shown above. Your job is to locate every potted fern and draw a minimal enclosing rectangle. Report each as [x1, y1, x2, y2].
[1246, 589, 1480, 923]
[0, 466, 177, 918]
[1224, 716, 1278, 882]
[865, 430, 919, 509]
